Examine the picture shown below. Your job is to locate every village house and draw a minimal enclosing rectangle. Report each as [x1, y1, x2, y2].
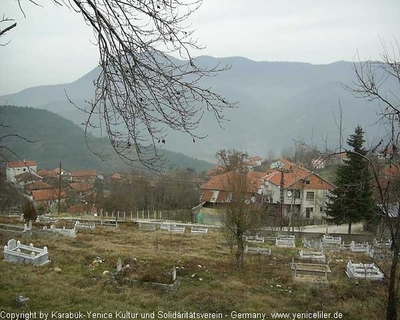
[67, 182, 94, 200]
[14, 171, 42, 187]
[196, 170, 268, 224]
[24, 181, 53, 192]
[200, 170, 267, 205]
[5, 160, 37, 182]
[263, 159, 335, 221]
[71, 170, 97, 185]
[30, 188, 66, 212]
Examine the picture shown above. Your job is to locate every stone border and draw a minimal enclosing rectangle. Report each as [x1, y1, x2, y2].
[4, 239, 50, 266]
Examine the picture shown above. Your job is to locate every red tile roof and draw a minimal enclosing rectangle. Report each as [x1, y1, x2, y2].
[202, 171, 263, 192]
[31, 189, 66, 201]
[290, 173, 335, 190]
[66, 204, 86, 214]
[200, 190, 215, 202]
[25, 181, 52, 191]
[71, 170, 97, 178]
[383, 165, 400, 178]
[264, 168, 309, 189]
[37, 169, 57, 178]
[245, 161, 257, 166]
[205, 165, 224, 177]
[111, 173, 123, 180]
[7, 160, 37, 168]
[264, 159, 335, 190]
[248, 171, 266, 179]
[68, 182, 93, 192]
[14, 172, 42, 182]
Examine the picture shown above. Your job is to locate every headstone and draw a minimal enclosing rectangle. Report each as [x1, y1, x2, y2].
[349, 241, 370, 253]
[171, 266, 176, 282]
[15, 295, 29, 308]
[117, 258, 122, 272]
[346, 261, 384, 280]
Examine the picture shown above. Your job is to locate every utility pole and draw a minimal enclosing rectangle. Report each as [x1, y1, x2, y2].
[58, 162, 62, 215]
[277, 166, 293, 230]
[279, 170, 284, 230]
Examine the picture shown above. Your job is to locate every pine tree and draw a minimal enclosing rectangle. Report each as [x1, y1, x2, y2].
[327, 125, 375, 234]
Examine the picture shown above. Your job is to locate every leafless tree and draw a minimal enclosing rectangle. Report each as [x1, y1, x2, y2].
[0, 15, 16, 45]
[216, 149, 249, 173]
[346, 39, 400, 320]
[11, 0, 235, 171]
[219, 170, 265, 269]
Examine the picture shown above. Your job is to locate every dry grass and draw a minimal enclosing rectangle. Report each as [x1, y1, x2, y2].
[0, 218, 395, 319]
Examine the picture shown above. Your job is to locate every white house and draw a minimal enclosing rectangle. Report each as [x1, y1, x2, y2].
[6, 160, 37, 182]
[263, 159, 335, 220]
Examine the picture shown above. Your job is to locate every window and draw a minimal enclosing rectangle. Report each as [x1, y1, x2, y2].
[320, 206, 324, 213]
[306, 191, 315, 201]
[294, 190, 301, 199]
[305, 207, 313, 218]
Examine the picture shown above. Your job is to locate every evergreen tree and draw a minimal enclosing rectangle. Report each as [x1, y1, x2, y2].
[22, 200, 37, 222]
[327, 125, 375, 234]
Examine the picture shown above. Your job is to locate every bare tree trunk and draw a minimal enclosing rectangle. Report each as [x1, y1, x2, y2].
[386, 241, 399, 320]
[348, 221, 352, 235]
[236, 226, 245, 269]
[236, 237, 244, 269]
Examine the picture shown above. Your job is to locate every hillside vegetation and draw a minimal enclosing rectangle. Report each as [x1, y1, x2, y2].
[0, 106, 212, 173]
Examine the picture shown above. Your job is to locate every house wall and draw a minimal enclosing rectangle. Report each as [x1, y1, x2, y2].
[266, 184, 329, 220]
[6, 165, 37, 182]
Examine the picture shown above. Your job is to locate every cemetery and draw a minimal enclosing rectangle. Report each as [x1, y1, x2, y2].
[275, 234, 296, 248]
[3, 239, 50, 266]
[298, 250, 326, 263]
[321, 234, 343, 251]
[190, 226, 208, 234]
[42, 225, 76, 237]
[345, 261, 384, 280]
[0, 216, 394, 319]
[245, 235, 264, 244]
[117, 262, 180, 294]
[245, 245, 271, 255]
[349, 241, 370, 254]
[138, 223, 156, 231]
[74, 221, 96, 230]
[290, 258, 331, 284]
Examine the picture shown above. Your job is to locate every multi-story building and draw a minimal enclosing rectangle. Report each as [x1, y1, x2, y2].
[263, 159, 335, 220]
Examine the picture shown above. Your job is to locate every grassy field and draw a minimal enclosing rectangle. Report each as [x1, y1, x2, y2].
[0, 217, 394, 320]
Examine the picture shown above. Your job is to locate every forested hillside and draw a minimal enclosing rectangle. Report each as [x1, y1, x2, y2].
[0, 106, 212, 173]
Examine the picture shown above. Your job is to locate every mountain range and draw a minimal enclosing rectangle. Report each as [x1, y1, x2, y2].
[0, 56, 395, 162]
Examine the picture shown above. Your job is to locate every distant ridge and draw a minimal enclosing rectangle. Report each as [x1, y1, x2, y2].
[0, 56, 395, 161]
[0, 105, 213, 173]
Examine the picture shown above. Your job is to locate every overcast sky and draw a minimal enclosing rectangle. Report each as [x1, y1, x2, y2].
[1, 0, 399, 96]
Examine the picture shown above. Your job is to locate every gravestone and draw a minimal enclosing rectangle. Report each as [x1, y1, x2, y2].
[4, 239, 50, 266]
[291, 258, 331, 284]
[299, 250, 326, 263]
[349, 241, 370, 253]
[245, 245, 271, 255]
[190, 227, 208, 234]
[346, 261, 384, 280]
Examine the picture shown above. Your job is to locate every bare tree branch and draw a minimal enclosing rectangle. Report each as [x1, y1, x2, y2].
[6, 0, 235, 171]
